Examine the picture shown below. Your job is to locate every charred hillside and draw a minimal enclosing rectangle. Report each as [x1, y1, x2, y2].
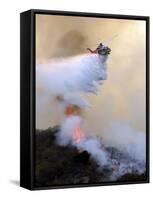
[35, 127, 146, 187]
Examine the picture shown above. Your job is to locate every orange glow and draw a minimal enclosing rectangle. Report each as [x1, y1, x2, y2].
[73, 122, 84, 144]
[65, 104, 84, 143]
[65, 105, 76, 115]
[65, 104, 82, 116]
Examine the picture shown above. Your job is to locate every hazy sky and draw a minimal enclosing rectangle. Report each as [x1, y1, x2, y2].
[36, 14, 146, 136]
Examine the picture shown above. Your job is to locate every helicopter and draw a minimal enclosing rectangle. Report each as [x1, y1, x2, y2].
[87, 43, 111, 55]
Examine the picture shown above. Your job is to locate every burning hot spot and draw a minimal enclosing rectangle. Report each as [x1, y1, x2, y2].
[73, 122, 85, 144]
[65, 104, 85, 144]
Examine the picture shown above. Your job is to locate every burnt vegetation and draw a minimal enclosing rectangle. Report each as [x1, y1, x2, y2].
[35, 127, 146, 187]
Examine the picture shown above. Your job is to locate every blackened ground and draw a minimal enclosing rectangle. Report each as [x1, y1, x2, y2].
[35, 127, 146, 187]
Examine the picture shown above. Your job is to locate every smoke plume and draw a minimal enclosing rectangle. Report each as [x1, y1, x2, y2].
[36, 53, 108, 126]
[56, 115, 145, 180]
[36, 15, 146, 179]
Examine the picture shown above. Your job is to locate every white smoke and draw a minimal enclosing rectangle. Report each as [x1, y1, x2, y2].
[56, 115, 83, 146]
[103, 122, 146, 162]
[36, 53, 107, 97]
[57, 115, 146, 179]
[102, 122, 146, 180]
[56, 115, 109, 167]
[76, 138, 108, 167]
[36, 53, 108, 127]
[36, 51, 146, 179]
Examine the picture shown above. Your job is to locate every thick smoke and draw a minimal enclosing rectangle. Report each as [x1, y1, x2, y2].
[103, 122, 146, 162]
[55, 103, 146, 180]
[37, 54, 107, 96]
[36, 15, 146, 179]
[36, 53, 107, 126]
[56, 115, 145, 180]
[56, 115, 109, 167]
[36, 15, 146, 133]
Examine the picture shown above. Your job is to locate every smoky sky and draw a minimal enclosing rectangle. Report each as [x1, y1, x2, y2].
[36, 14, 146, 137]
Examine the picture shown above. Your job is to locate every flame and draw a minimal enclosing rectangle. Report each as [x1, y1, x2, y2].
[65, 104, 85, 144]
[65, 105, 76, 115]
[73, 122, 84, 144]
[65, 104, 82, 116]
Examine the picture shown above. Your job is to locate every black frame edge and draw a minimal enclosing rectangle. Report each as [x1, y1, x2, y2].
[20, 10, 33, 190]
[25, 9, 150, 19]
[146, 16, 150, 183]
